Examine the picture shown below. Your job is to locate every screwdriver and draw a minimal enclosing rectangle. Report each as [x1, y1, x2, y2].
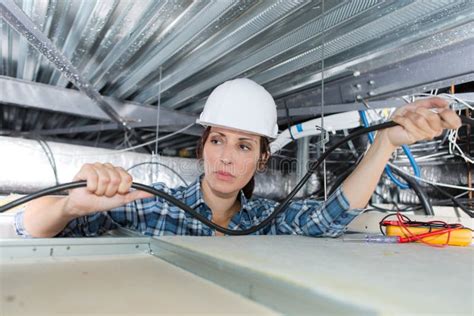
[343, 235, 401, 243]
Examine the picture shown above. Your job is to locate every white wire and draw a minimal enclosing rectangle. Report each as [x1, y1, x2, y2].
[404, 93, 472, 164]
[102, 123, 195, 154]
[405, 93, 474, 110]
[448, 128, 474, 164]
[387, 163, 474, 192]
[394, 151, 455, 163]
[44, 123, 196, 157]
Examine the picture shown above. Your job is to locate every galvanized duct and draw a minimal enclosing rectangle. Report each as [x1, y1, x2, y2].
[378, 163, 471, 205]
[254, 170, 320, 200]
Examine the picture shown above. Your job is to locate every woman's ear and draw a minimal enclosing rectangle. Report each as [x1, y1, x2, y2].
[257, 151, 270, 172]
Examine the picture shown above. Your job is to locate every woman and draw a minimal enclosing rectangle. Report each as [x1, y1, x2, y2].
[15, 79, 461, 238]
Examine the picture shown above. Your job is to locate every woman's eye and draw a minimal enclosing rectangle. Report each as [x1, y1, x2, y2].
[240, 144, 251, 151]
[210, 139, 221, 144]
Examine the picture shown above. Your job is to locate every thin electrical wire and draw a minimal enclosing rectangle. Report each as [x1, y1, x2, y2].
[364, 94, 473, 185]
[126, 161, 188, 186]
[29, 123, 196, 157]
[154, 66, 162, 156]
[408, 93, 474, 110]
[387, 163, 474, 192]
[448, 128, 473, 163]
[428, 181, 474, 218]
[115, 130, 133, 150]
[35, 138, 59, 185]
[321, 0, 327, 200]
[112, 123, 196, 154]
[454, 191, 469, 199]
[395, 151, 454, 162]
[404, 93, 473, 164]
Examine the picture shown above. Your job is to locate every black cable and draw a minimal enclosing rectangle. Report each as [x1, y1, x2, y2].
[327, 165, 356, 197]
[283, 100, 295, 140]
[460, 115, 474, 127]
[427, 183, 474, 218]
[370, 191, 405, 213]
[2, 117, 473, 235]
[366, 205, 419, 213]
[379, 213, 412, 235]
[326, 158, 434, 215]
[310, 142, 365, 198]
[0, 120, 398, 235]
[431, 197, 473, 209]
[127, 162, 188, 186]
[390, 168, 434, 216]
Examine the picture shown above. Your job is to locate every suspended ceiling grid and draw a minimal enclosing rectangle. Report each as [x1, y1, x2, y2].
[1, 0, 474, 152]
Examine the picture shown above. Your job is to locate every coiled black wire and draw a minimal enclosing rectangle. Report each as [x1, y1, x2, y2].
[1, 116, 472, 235]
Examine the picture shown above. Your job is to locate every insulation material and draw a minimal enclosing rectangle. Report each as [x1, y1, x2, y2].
[0, 136, 308, 200]
[0, 136, 201, 193]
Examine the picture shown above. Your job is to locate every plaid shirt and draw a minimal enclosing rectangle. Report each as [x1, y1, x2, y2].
[15, 176, 362, 237]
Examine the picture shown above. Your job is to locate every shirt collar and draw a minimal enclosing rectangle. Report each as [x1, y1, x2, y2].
[239, 190, 253, 214]
[184, 175, 255, 217]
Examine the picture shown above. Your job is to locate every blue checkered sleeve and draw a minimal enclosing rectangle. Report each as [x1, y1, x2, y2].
[57, 182, 170, 237]
[263, 185, 362, 237]
[13, 208, 31, 238]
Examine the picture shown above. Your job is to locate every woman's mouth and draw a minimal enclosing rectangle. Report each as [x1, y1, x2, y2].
[215, 171, 235, 181]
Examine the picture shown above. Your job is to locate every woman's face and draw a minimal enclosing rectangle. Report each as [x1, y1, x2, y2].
[202, 127, 262, 196]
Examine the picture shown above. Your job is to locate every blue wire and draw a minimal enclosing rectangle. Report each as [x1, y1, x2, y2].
[358, 110, 420, 190]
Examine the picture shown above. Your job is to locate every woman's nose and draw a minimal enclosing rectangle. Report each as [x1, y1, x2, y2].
[220, 158, 231, 165]
[219, 145, 234, 165]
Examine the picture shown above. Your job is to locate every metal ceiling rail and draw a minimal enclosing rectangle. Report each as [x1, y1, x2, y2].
[0, 0, 128, 127]
[2, 122, 202, 138]
[277, 35, 474, 111]
[0, 76, 197, 130]
[0, 237, 152, 260]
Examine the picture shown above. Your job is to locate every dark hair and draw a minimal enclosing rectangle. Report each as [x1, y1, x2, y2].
[196, 127, 270, 199]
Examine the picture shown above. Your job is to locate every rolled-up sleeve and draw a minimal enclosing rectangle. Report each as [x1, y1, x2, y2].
[274, 185, 363, 237]
[12, 182, 173, 238]
[14, 209, 31, 238]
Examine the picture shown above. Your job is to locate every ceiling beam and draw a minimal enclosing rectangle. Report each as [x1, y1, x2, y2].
[0, 76, 198, 128]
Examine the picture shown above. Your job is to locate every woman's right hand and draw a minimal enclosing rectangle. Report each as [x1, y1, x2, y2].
[63, 163, 152, 217]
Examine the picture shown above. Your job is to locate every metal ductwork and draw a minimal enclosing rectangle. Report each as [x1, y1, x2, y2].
[0, 136, 317, 200]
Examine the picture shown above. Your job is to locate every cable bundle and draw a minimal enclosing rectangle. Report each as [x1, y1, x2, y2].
[1, 116, 472, 236]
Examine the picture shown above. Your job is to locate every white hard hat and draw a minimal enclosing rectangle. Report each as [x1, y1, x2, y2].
[196, 78, 279, 139]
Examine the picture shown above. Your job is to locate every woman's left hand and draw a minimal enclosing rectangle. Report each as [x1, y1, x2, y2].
[384, 97, 462, 148]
